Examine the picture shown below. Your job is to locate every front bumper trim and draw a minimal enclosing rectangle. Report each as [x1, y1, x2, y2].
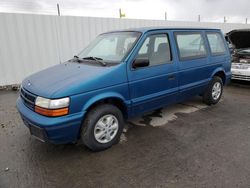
[17, 97, 86, 144]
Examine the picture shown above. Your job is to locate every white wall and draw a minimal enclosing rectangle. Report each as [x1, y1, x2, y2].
[0, 12, 249, 86]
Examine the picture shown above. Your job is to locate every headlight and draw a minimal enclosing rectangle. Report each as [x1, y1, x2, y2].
[49, 98, 70, 109]
[35, 97, 50, 108]
[35, 97, 70, 117]
[35, 97, 69, 109]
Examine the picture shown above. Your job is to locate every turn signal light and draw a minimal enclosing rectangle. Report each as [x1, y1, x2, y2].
[35, 106, 69, 117]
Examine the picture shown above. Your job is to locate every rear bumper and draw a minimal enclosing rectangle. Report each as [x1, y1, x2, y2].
[16, 97, 86, 144]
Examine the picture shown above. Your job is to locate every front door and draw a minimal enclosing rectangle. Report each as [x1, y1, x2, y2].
[127, 31, 178, 116]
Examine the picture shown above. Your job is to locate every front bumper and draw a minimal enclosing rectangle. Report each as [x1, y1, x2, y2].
[231, 63, 250, 81]
[16, 97, 86, 144]
[231, 68, 250, 81]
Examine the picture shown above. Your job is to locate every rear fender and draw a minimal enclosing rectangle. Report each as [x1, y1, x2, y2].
[211, 68, 225, 79]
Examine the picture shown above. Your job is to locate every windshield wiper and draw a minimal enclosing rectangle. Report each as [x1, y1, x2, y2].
[82, 56, 107, 66]
[69, 55, 83, 62]
[70, 56, 107, 66]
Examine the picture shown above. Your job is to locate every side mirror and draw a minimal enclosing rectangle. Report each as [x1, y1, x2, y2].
[132, 58, 149, 69]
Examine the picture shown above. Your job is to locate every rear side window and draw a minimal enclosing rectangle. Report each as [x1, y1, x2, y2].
[206, 32, 226, 55]
[175, 32, 207, 60]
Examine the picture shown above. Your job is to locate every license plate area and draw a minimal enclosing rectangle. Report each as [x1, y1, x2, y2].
[29, 124, 47, 142]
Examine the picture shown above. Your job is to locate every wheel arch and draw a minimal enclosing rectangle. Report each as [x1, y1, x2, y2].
[82, 93, 129, 119]
[211, 69, 226, 85]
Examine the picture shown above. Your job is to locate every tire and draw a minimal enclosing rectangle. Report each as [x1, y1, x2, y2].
[203, 76, 223, 105]
[81, 104, 124, 151]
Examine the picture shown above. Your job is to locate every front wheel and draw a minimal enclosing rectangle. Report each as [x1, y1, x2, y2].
[81, 104, 124, 151]
[203, 76, 223, 105]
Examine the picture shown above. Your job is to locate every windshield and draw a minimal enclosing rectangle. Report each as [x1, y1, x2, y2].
[78, 31, 141, 62]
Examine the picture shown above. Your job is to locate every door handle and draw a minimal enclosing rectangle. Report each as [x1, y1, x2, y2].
[168, 75, 175, 80]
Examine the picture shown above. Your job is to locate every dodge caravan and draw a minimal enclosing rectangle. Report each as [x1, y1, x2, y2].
[17, 27, 231, 151]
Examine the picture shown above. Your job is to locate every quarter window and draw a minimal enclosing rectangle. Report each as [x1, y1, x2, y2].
[136, 34, 171, 66]
[176, 33, 207, 60]
[207, 33, 226, 55]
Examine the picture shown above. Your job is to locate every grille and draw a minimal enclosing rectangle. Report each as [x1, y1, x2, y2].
[231, 64, 250, 69]
[20, 88, 37, 110]
[232, 74, 250, 81]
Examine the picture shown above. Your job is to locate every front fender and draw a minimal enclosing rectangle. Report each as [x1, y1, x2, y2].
[82, 92, 129, 112]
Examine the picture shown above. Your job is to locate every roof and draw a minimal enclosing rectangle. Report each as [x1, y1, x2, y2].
[104, 26, 220, 34]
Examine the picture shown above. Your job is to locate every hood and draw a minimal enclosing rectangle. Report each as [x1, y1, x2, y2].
[227, 29, 250, 49]
[22, 62, 127, 98]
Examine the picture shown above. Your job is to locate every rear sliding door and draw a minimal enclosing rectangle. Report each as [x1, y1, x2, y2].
[174, 31, 210, 100]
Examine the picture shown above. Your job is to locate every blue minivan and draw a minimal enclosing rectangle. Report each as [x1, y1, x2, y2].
[17, 27, 231, 151]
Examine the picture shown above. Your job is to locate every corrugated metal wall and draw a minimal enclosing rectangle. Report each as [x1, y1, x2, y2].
[0, 12, 249, 86]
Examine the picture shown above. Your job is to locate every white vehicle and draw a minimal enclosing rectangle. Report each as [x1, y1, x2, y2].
[226, 29, 250, 81]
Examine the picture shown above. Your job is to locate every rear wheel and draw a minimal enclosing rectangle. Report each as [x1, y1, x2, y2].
[203, 76, 223, 105]
[81, 104, 124, 151]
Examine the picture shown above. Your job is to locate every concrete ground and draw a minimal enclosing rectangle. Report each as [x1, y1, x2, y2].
[0, 82, 250, 188]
